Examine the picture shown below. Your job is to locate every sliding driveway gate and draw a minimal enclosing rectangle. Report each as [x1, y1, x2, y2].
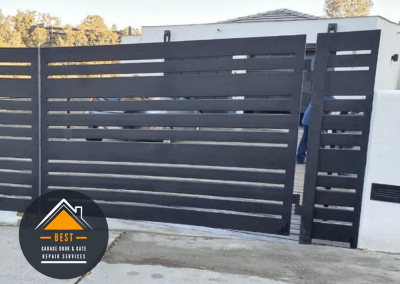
[0, 31, 380, 246]
[40, 35, 306, 235]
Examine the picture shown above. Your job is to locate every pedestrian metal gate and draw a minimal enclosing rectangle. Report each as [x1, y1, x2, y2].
[300, 30, 381, 248]
[0, 31, 380, 246]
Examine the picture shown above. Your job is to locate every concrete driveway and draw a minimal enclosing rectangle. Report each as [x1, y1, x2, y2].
[0, 218, 399, 284]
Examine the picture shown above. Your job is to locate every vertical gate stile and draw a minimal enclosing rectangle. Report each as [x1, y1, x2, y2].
[281, 35, 306, 234]
[299, 34, 330, 244]
[39, 48, 48, 198]
[31, 48, 40, 202]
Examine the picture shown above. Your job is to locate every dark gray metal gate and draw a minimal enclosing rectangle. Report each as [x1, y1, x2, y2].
[0, 48, 39, 210]
[300, 30, 381, 248]
[0, 31, 381, 242]
[39, 35, 306, 235]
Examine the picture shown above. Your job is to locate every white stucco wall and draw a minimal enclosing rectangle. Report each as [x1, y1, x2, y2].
[123, 17, 379, 45]
[358, 90, 400, 253]
[375, 18, 400, 90]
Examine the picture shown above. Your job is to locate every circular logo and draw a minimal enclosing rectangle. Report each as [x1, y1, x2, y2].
[19, 190, 109, 279]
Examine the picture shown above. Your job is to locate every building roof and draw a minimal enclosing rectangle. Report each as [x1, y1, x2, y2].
[220, 9, 323, 23]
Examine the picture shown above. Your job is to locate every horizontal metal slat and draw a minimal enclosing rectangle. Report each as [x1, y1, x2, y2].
[0, 100, 33, 111]
[0, 140, 34, 159]
[320, 133, 364, 148]
[0, 65, 34, 75]
[47, 113, 293, 129]
[322, 115, 366, 131]
[46, 175, 286, 201]
[0, 127, 32, 138]
[0, 197, 31, 212]
[327, 54, 375, 68]
[0, 172, 33, 185]
[0, 48, 37, 62]
[47, 99, 293, 112]
[42, 35, 306, 62]
[314, 207, 353, 223]
[0, 185, 32, 197]
[48, 129, 290, 144]
[0, 79, 36, 98]
[97, 202, 288, 235]
[325, 30, 380, 52]
[316, 175, 359, 190]
[61, 189, 284, 216]
[323, 99, 367, 112]
[43, 73, 298, 98]
[327, 71, 375, 96]
[47, 162, 286, 185]
[315, 189, 355, 207]
[312, 222, 353, 243]
[45, 57, 296, 76]
[0, 113, 33, 125]
[0, 160, 32, 171]
[318, 149, 363, 174]
[47, 141, 290, 169]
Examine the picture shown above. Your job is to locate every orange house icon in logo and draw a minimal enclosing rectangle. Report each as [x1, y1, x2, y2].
[35, 199, 92, 231]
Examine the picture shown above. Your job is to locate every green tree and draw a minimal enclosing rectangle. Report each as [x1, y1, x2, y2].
[79, 15, 119, 46]
[38, 12, 61, 27]
[57, 15, 120, 47]
[56, 24, 88, 47]
[29, 26, 49, 46]
[7, 10, 61, 47]
[10, 10, 36, 46]
[0, 11, 24, 47]
[324, 0, 374, 17]
[0, 10, 139, 48]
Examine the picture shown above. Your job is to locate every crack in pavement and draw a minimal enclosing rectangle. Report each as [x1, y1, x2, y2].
[74, 231, 127, 284]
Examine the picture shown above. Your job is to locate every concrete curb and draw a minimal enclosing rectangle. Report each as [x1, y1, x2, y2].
[0, 210, 21, 226]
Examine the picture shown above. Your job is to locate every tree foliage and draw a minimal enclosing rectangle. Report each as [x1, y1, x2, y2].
[77, 15, 120, 46]
[324, 0, 374, 18]
[29, 27, 49, 46]
[56, 24, 89, 47]
[0, 10, 139, 48]
[0, 11, 24, 47]
[121, 27, 141, 36]
[10, 10, 37, 46]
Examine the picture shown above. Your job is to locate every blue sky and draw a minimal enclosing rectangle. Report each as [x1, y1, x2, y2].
[1, 0, 399, 29]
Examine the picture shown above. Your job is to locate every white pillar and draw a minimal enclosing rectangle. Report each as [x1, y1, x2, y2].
[358, 90, 400, 253]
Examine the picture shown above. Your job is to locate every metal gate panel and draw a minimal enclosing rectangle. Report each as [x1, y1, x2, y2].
[300, 30, 381, 247]
[0, 48, 39, 211]
[40, 35, 306, 235]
